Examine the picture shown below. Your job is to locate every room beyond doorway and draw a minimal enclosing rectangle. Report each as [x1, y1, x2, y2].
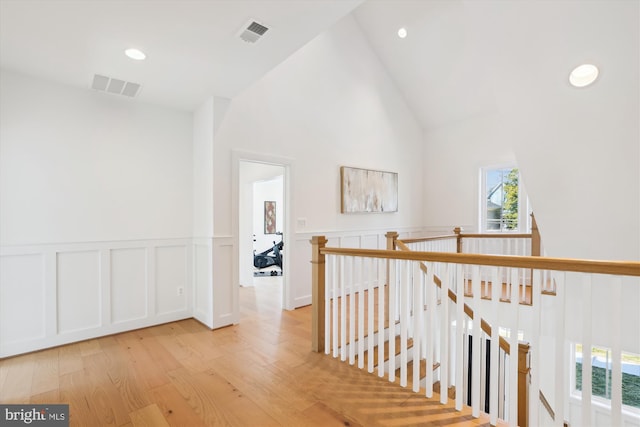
[238, 160, 287, 315]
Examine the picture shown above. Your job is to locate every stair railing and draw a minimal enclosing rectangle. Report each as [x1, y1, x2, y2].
[394, 235, 530, 425]
[310, 235, 639, 427]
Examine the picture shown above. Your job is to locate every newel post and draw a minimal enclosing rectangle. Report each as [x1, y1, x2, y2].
[531, 213, 541, 257]
[453, 227, 463, 253]
[311, 236, 328, 353]
[518, 342, 531, 427]
[385, 231, 399, 251]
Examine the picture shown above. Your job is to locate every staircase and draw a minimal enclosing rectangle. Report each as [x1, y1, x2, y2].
[311, 229, 640, 427]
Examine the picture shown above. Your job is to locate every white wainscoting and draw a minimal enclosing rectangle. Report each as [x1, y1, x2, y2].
[0, 238, 193, 358]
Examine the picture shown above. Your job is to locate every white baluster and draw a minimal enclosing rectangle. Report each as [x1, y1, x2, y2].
[357, 257, 364, 369]
[400, 260, 409, 387]
[378, 257, 385, 378]
[332, 255, 339, 358]
[528, 269, 542, 427]
[581, 274, 592, 426]
[455, 263, 465, 411]
[367, 257, 375, 373]
[489, 266, 500, 425]
[340, 256, 347, 362]
[471, 265, 482, 417]
[388, 259, 397, 382]
[425, 261, 435, 398]
[349, 256, 356, 365]
[413, 261, 423, 393]
[610, 276, 622, 426]
[508, 268, 519, 426]
[325, 255, 332, 355]
[554, 272, 566, 427]
[440, 263, 450, 404]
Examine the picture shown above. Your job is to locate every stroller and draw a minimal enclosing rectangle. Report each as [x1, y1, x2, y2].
[253, 232, 283, 276]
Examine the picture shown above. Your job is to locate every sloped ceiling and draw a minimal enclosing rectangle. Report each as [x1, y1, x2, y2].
[353, 0, 638, 131]
[1, 0, 636, 130]
[0, 0, 363, 111]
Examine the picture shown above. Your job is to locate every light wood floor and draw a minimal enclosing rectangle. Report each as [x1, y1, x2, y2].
[1, 277, 496, 426]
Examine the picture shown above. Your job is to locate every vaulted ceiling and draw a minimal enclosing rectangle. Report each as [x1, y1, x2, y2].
[1, 0, 637, 131]
[0, 0, 363, 110]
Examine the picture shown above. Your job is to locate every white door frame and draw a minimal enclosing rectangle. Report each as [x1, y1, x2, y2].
[231, 150, 294, 321]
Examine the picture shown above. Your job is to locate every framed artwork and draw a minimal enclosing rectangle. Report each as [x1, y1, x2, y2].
[340, 166, 398, 213]
[264, 201, 276, 234]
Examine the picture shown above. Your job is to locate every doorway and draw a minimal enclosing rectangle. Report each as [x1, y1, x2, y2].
[237, 158, 289, 319]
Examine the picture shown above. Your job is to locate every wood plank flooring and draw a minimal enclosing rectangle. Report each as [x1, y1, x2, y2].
[1, 277, 498, 426]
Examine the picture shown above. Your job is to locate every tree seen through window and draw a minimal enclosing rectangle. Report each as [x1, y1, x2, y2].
[485, 168, 519, 231]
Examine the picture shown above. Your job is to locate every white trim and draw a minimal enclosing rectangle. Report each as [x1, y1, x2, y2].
[232, 150, 294, 318]
[0, 238, 193, 358]
[479, 165, 530, 233]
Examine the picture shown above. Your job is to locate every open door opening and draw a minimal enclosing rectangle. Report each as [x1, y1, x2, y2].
[238, 160, 287, 318]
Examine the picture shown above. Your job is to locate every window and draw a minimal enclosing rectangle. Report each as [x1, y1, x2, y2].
[573, 343, 640, 410]
[480, 167, 528, 232]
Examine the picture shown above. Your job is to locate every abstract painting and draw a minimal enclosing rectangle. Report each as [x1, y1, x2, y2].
[264, 201, 276, 234]
[340, 166, 398, 213]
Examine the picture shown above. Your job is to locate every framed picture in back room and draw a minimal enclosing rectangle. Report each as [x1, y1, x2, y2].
[264, 201, 276, 234]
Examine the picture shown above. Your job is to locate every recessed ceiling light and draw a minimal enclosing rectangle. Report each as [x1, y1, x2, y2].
[569, 64, 599, 87]
[125, 48, 146, 61]
[397, 27, 407, 39]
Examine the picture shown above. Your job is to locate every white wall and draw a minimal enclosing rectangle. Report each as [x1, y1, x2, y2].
[497, 1, 640, 263]
[0, 70, 194, 356]
[423, 114, 517, 234]
[192, 96, 231, 328]
[213, 14, 425, 316]
[0, 70, 193, 245]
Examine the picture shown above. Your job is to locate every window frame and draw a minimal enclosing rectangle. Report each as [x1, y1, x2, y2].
[479, 165, 530, 233]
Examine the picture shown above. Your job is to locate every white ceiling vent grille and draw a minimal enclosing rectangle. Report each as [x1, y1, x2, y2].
[91, 74, 141, 98]
[238, 20, 270, 43]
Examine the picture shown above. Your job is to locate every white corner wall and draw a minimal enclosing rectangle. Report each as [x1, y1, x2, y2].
[0, 70, 194, 357]
[423, 114, 517, 234]
[213, 14, 425, 317]
[192, 96, 231, 328]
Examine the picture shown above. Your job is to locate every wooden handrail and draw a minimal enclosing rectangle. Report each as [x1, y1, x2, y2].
[458, 233, 533, 239]
[398, 234, 457, 244]
[539, 390, 555, 421]
[319, 247, 640, 277]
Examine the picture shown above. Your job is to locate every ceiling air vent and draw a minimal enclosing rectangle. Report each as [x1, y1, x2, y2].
[91, 74, 141, 98]
[238, 20, 270, 43]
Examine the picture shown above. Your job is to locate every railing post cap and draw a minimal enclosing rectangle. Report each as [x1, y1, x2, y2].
[385, 231, 399, 238]
[310, 236, 328, 245]
[453, 227, 463, 235]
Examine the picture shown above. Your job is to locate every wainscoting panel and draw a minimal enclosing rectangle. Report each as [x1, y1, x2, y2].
[57, 250, 101, 334]
[0, 238, 193, 358]
[0, 254, 45, 345]
[340, 235, 361, 249]
[361, 234, 379, 249]
[111, 248, 147, 324]
[155, 245, 189, 316]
